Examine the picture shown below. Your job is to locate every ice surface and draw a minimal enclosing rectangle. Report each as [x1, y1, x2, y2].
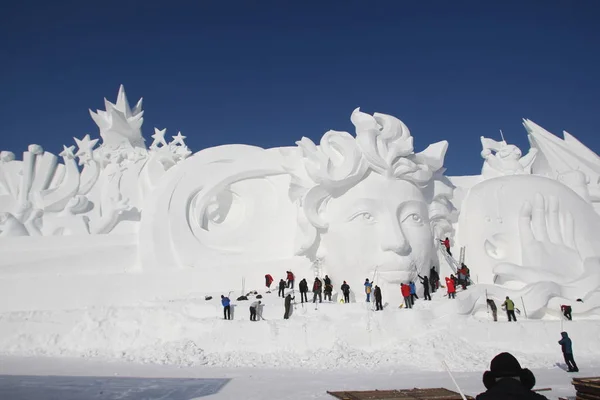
[1, 356, 597, 400]
[0, 375, 229, 400]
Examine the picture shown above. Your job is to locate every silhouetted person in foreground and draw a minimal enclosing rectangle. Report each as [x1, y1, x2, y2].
[476, 352, 548, 400]
[558, 332, 579, 372]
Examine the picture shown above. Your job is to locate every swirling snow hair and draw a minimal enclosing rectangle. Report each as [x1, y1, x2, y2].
[290, 108, 456, 255]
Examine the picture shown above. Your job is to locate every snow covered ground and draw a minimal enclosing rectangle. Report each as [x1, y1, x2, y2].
[1, 286, 598, 398]
[0, 355, 596, 399]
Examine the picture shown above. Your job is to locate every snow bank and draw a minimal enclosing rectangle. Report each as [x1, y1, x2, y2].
[1, 289, 597, 372]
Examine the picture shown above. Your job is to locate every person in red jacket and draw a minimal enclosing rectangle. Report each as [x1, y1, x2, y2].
[445, 277, 456, 299]
[401, 283, 412, 308]
[265, 274, 273, 291]
[286, 271, 295, 289]
[441, 237, 452, 256]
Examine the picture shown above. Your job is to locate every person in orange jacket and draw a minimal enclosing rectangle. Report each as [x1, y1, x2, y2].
[401, 283, 412, 308]
[445, 277, 456, 299]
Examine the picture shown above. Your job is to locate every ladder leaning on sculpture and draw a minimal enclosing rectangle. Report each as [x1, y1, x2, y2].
[438, 241, 461, 275]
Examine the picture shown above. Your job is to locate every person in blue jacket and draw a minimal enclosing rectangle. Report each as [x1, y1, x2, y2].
[221, 295, 231, 320]
[364, 279, 372, 302]
[558, 332, 579, 372]
[409, 281, 418, 303]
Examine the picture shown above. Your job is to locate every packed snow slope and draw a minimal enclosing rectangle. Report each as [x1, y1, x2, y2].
[1, 285, 598, 372]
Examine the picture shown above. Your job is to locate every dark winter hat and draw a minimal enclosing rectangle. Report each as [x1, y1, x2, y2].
[482, 352, 536, 390]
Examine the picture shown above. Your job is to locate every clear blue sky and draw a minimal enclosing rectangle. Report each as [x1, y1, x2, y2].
[2, 0, 599, 176]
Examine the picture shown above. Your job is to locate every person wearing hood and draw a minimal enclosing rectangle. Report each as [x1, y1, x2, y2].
[558, 332, 579, 372]
[476, 352, 548, 399]
[284, 293, 294, 319]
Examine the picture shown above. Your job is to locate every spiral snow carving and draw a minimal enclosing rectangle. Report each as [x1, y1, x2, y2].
[296, 130, 366, 189]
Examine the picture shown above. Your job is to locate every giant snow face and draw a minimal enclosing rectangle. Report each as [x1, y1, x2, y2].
[318, 173, 433, 285]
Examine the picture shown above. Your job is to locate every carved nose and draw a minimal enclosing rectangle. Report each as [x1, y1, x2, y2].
[381, 221, 410, 254]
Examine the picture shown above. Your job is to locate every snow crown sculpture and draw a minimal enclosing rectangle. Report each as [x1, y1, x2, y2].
[286, 108, 456, 284]
[0, 86, 191, 237]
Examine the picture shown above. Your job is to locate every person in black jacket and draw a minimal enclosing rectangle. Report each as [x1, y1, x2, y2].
[278, 279, 286, 297]
[324, 283, 333, 301]
[283, 293, 294, 319]
[476, 352, 548, 400]
[418, 274, 431, 301]
[374, 285, 383, 311]
[558, 331, 579, 372]
[298, 279, 308, 303]
[341, 281, 350, 303]
[429, 266, 439, 293]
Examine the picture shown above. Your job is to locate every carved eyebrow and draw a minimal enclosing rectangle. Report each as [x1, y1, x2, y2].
[347, 198, 379, 210]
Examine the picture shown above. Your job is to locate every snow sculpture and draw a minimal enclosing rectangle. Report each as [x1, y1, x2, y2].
[0, 86, 191, 238]
[525, 119, 600, 211]
[289, 109, 455, 287]
[1, 85, 599, 320]
[460, 135, 600, 318]
[480, 136, 537, 179]
[140, 108, 456, 291]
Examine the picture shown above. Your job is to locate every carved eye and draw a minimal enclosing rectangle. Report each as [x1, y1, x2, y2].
[351, 212, 376, 222]
[403, 213, 423, 224]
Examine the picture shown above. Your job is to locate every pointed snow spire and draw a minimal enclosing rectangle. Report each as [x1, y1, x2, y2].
[89, 85, 146, 149]
[115, 84, 132, 118]
[132, 97, 143, 116]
